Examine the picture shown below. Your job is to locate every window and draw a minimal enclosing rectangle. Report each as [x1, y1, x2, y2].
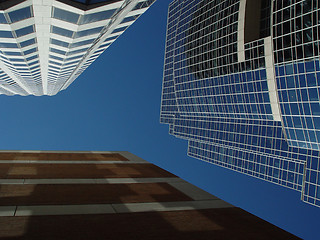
[26, 55, 38, 62]
[0, 31, 13, 38]
[50, 47, 66, 55]
[69, 39, 95, 48]
[3, 52, 22, 56]
[52, 8, 80, 24]
[74, 27, 103, 38]
[67, 48, 87, 56]
[121, 16, 137, 24]
[0, 42, 18, 48]
[49, 55, 63, 61]
[66, 55, 83, 62]
[50, 38, 69, 48]
[79, 9, 116, 25]
[15, 25, 34, 37]
[0, 13, 7, 24]
[20, 38, 36, 48]
[104, 36, 117, 42]
[112, 26, 127, 34]
[23, 47, 37, 55]
[8, 7, 32, 23]
[51, 26, 74, 38]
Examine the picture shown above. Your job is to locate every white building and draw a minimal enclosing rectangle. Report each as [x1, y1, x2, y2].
[0, 0, 155, 96]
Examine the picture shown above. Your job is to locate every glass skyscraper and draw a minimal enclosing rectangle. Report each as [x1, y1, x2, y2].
[160, 0, 320, 207]
[0, 0, 155, 96]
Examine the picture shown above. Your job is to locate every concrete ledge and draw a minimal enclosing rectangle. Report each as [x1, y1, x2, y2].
[0, 206, 16, 216]
[2, 200, 234, 217]
[0, 177, 182, 185]
[118, 152, 149, 163]
[15, 204, 116, 216]
[0, 160, 146, 164]
[112, 200, 234, 213]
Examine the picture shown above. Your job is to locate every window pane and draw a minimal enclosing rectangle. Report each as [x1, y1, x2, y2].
[0, 13, 7, 24]
[66, 55, 83, 61]
[67, 48, 87, 56]
[0, 42, 18, 48]
[104, 35, 117, 42]
[53, 8, 80, 24]
[50, 47, 66, 55]
[51, 26, 74, 38]
[26, 55, 38, 61]
[69, 39, 95, 48]
[4, 51, 22, 56]
[79, 9, 116, 25]
[121, 16, 137, 24]
[112, 26, 127, 34]
[50, 38, 69, 48]
[8, 7, 32, 23]
[20, 38, 36, 48]
[64, 60, 78, 66]
[15, 25, 34, 37]
[0, 31, 13, 38]
[74, 27, 103, 38]
[49, 55, 63, 61]
[23, 47, 37, 55]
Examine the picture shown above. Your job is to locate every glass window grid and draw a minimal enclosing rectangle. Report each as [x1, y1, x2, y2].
[161, 0, 320, 206]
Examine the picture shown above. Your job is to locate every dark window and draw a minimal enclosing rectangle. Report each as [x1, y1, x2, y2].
[51, 26, 74, 38]
[74, 27, 103, 38]
[15, 25, 34, 37]
[8, 7, 32, 23]
[79, 9, 116, 25]
[53, 8, 80, 24]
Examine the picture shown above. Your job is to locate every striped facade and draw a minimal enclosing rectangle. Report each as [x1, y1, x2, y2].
[0, 0, 155, 96]
[0, 150, 299, 239]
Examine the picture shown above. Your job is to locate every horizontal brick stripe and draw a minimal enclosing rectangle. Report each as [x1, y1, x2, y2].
[0, 183, 192, 206]
[0, 163, 176, 179]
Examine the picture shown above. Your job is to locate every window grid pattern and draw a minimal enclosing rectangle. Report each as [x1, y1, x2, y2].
[161, 0, 320, 207]
[0, 4, 42, 95]
[0, 0, 154, 96]
[271, 0, 320, 206]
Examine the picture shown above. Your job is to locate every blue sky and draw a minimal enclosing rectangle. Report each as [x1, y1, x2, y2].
[0, 0, 319, 239]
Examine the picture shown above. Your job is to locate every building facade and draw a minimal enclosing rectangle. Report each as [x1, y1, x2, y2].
[0, 150, 299, 239]
[160, 0, 320, 207]
[0, 0, 155, 96]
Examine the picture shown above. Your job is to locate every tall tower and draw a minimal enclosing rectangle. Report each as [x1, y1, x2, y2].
[0, 0, 155, 96]
[160, 0, 320, 207]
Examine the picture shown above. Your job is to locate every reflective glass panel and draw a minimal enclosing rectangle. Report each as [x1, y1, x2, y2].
[121, 16, 136, 23]
[8, 7, 32, 23]
[0, 42, 18, 48]
[69, 39, 94, 48]
[53, 8, 80, 24]
[112, 26, 126, 34]
[67, 48, 87, 56]
[26, 55, 38, 62]
[0, 13, 7, 24]
[51, 26, 74, 38]
[49, 55, 63, 61]
[0, 31, 13, 38]
[4, 52, 22, 56]
[15, 25, 34, 37]
[74, 27, 103, 38]
[79, 9, 115, 25]
[20, 38, 36, 48]
[50, 47, 66, 55]
[50, 38, 69, 48]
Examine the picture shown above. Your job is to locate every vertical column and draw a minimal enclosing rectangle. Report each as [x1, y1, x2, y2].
[264, 36, 281, 121]
[33, 0, 52, 95]
[237, 0, 246, 62]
